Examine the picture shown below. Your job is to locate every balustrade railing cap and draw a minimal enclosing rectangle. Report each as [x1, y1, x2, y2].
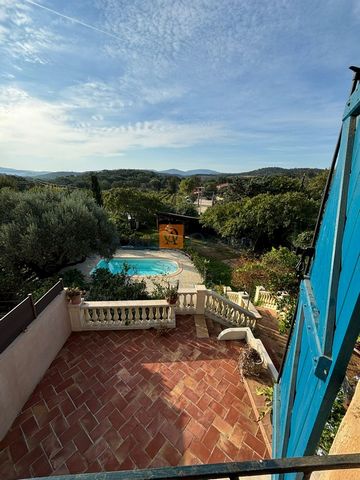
[82, 300, 170, 307]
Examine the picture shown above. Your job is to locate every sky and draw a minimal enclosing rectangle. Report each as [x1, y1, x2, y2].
[0, 0, 359, 173]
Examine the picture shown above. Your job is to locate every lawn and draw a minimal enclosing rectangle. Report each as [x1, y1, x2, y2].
[185, 237, 240, 262]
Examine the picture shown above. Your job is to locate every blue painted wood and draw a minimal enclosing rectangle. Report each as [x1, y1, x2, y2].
[273, 83, 360, 479]
[302, 279, 331, 379]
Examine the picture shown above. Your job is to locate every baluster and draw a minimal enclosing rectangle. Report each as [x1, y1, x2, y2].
[84, 308, 90, 322]
[134, 306, 140, 324]
[98, 308, 104, 322]
[119, 306, 125, 324]
[107, 308, 112, 322]
[190, 293, 195, 309]
[113, 307, 119, 322]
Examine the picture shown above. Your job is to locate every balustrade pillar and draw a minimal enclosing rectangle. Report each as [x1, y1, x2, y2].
[254, 286, 265, 304]
[195, 285, 207, 314]
[68, 304, 83, 331]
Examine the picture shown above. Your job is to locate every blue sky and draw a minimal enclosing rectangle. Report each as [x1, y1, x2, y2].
[0, 0, 359, 173]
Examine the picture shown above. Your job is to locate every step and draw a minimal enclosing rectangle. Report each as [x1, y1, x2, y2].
[194, 314, 210, 338]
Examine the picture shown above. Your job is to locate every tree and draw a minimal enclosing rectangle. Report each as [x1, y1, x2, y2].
[0, 188, 117, 277]
[178, 177, 200, 197]
[224, 175, 302, 202]
[91, 174, 103, 206]
[292, 230, 314, 249]
[201, 192, 318, 249]
[232, 247, 298, 296]
[175, 196, 198, 216]
[103, 188, 171, 233]
[305, 170, 329, 200]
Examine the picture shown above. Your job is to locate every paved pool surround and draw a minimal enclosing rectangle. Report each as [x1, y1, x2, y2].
[64, 249, 203, 291]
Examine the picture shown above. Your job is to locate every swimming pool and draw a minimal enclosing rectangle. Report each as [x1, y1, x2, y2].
[93, 258, 179, 276]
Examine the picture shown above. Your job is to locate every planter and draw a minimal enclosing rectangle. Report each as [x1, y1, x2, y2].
[70, 294, 82, 305]
[167, 296, 178, 305]
[240, 347, 264, 377]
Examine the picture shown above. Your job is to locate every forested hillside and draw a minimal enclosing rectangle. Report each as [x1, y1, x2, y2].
[0, 166, 327, 320]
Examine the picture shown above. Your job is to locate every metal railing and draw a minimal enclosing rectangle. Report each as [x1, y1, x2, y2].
[0, 279, 63, 353]
[33, 454, 360, 480]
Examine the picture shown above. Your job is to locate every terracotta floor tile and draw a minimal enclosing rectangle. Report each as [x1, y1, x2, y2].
[0, 315, 267, 478]
[160, 441, 182, 466]
[145, 431, 166, 458]
[9, 437, 28, 464]
[30, 455, 53, 477]
[189, 439, 211, 464]
[186, 419, 206, 440]
[202, 425, 220, 452]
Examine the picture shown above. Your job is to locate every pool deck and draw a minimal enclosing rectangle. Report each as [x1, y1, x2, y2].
[64, 249, 203, 291]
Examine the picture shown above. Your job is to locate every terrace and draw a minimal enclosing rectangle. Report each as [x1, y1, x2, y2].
[0, 284, 271, 479]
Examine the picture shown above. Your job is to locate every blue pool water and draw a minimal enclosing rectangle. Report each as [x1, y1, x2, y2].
[93, 258, 179, 276]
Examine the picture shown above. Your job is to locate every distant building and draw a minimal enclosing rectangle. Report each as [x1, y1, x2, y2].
[216, 183, 229, 190]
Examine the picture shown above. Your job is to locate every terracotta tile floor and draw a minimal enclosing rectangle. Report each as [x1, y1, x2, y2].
[0, 315, 268, 479]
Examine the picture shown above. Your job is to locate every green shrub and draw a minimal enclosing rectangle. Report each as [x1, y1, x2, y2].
[185, 247, 231, 287]
[232, 247, 298, 297]
[61, 269, 88, 290]
[277, 295, 297, 334]
[87, 267, 149, 301]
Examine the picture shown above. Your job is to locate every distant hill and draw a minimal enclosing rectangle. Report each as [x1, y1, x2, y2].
[0, 166, 50, 177]
[0, 166, 83, 179]
[37, 171, 83, 180]
[237, 167, 324, 177]
[159, 169, 221, 176]
[0, 166, 324, 184]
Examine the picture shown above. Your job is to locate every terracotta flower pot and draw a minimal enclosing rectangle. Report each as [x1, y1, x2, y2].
[70, 294, 82, 305]
[167, 296, 178, 305]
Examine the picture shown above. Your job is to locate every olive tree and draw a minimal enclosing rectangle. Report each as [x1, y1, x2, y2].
[0, 188, 117, 277]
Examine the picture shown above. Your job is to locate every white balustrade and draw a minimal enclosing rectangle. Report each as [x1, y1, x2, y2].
[73, 300, 175, 331]
[68, 286, 259, 332]
[176, 288, 197, 314]
[223, 287, 261, 320]
[254, 286, 289, 311]
[204, 290, 257, 329]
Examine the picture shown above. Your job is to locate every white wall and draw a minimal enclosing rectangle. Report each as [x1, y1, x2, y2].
[0, 292, 71, 440]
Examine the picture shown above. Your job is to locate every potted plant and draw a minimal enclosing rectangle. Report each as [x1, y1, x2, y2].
[66, 287, 84, 305]
[165, 281, 179, 305]
[239, 346, 264, 377]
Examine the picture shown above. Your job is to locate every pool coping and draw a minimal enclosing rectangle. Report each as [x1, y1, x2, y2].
[100, 256, 183, 278]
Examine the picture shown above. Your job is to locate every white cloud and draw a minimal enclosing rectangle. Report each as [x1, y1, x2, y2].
[0, 86, 230, 169]
[0, 0, 62, 64]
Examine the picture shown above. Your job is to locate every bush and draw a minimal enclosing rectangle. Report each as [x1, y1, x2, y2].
[87, 267, 149, 301]
[292, 230, 313, 249]
[185, 247, 231, 287]
[232, 247, 298, 297]
[277, 295, 297, 334]
[61, 269, 88, 290]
